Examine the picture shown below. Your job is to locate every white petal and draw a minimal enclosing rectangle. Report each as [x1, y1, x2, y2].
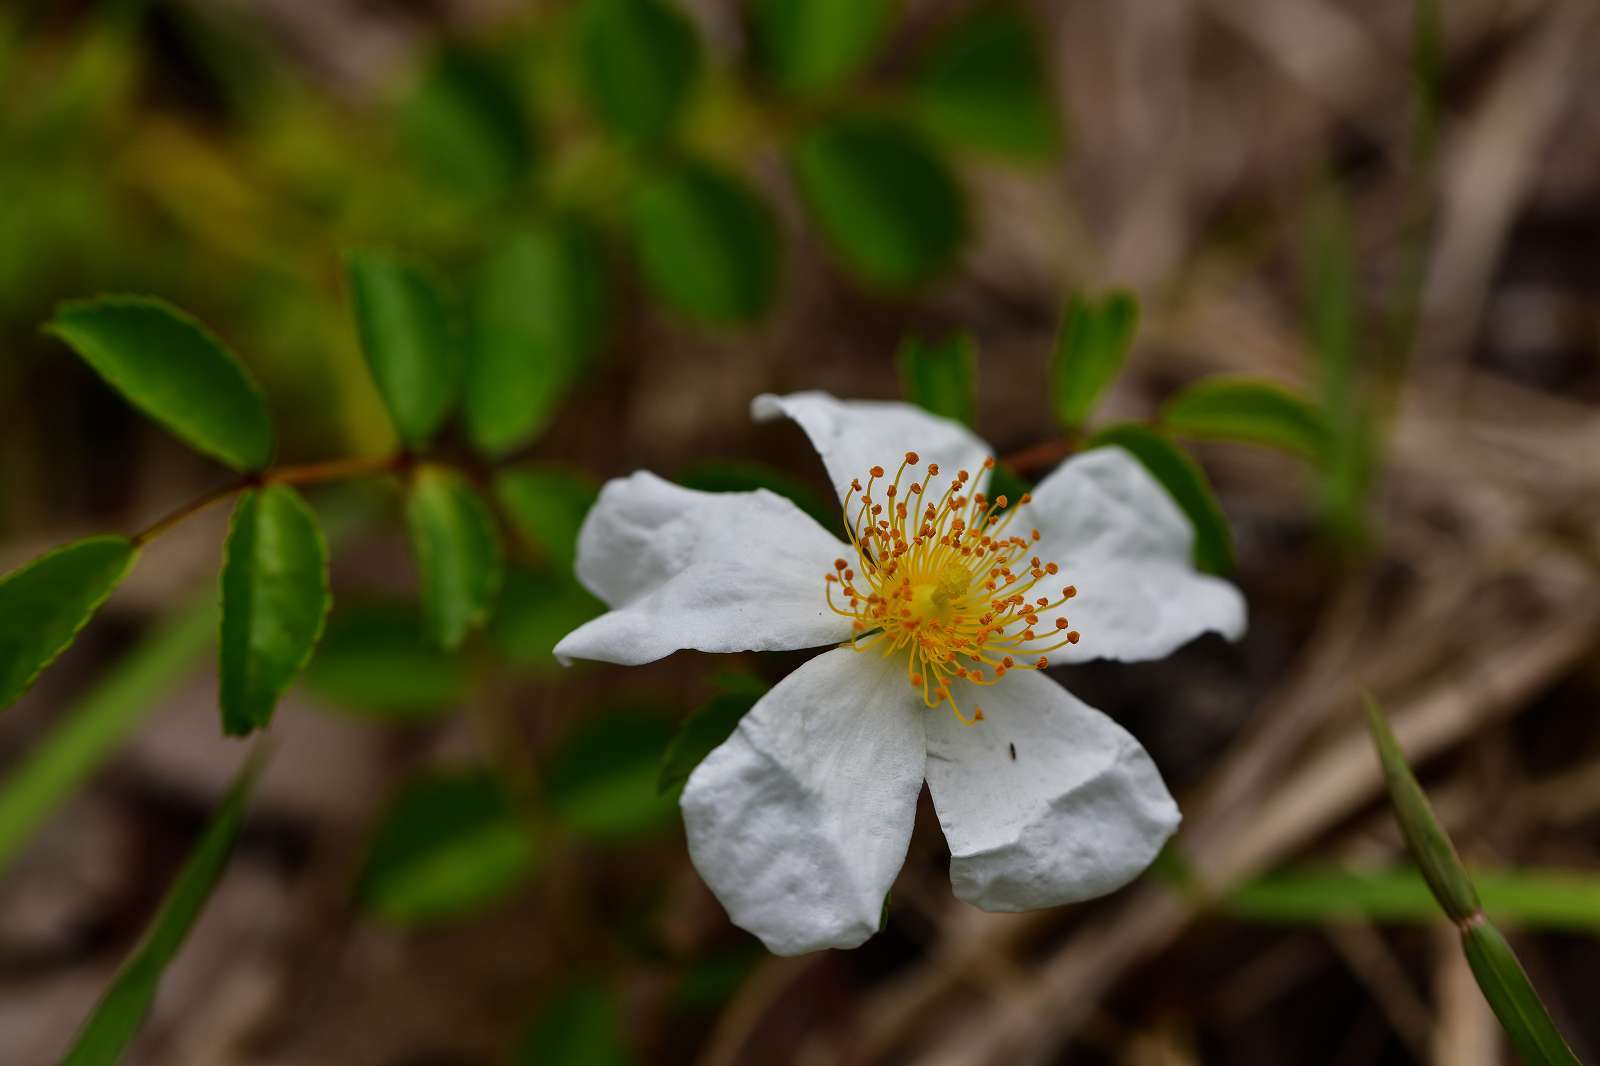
[680, 647, 926, 954]
[752, 391, 992, 507]
[1019, 445, 1246, 663]
[554, 471, 852, 666]
[925, 670, 1179, 912]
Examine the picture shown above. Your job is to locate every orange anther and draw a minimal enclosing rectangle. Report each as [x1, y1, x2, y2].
[1036, 656, 1049, 669]
[870, 465, 885, 478]
[1064, 585, 1077, 598]
[1067, 631, 1080, 644]
[927, 463, 940, 476]
[835, 558, 848, 570]
[1045, 562, 1059, 575]
[905, 451, 920, 464]
[1055, 618, 1069, 630]
[983, 457, 995, 469]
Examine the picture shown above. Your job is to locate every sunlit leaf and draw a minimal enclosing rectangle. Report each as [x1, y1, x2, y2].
[1050, 290, 1138, 430]
[466, 219, 609, 457]
[897, 332, 976, 427]
[0, 536, 137, 711]
[911, 7, 1058, 159]
[219, 485, 329, 736]
[45, 297, 273, 471]
[1087, 425, 1233, 574]
[515, 982, 634, 1066]
[749, 0, 894, 96]
[358, 769, 539, 925]
[578, 0, 700, 141]
[490, 567, 603, 675]
[494, 466, 599, 572]
[791, 115, 965, 289]
[1161, 377, 1333, 460]
[547, 706, 678, 841]
[0, 600, 213, 872]
[346, 250, 458, 447]
[59, 755, 263, 1066]
[658, 687, 763, 797]
[402, 48, 532, 202]
[302, 603, 466, 720]
[407, 465, 504, 649]
[630, 161, 778, 324]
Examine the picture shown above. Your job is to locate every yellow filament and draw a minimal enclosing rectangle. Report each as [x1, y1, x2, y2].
[824, 453, 1082, 726]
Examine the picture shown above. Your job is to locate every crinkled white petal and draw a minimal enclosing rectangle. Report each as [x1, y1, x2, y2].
[680, 648, 926, 955]
[553, 471, 852, 666]
[752, 391, 992, 507]
[1020, 445, 1246, 663]
[924, 670, 1179, 912]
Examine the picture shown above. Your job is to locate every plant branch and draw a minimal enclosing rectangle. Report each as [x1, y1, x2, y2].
[130, 452, 409, 547]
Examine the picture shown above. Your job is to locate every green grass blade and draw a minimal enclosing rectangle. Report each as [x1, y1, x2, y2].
[0, 598, 214, 871]
[58, 752, 265, 1066]
[1461, 920, 1581, 1066]
[1227, 866, 1600, 933]
[1365, 693, 1581, 1065]
[1364, 693, 1479, 921]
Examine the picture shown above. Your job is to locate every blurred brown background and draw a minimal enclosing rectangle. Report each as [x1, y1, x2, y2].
[2, 1, 1599, 1064]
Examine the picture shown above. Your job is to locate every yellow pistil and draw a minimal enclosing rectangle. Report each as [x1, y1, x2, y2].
[824, 452, 1081, 726]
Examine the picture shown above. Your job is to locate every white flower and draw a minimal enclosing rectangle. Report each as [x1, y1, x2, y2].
[555, 392, 1246, 955]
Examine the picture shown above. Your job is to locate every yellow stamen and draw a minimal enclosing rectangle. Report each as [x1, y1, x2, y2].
[825, 452, 1083, 725]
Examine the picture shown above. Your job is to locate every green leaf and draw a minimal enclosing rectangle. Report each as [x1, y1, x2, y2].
[515, 982, 634, 1066]
[658, 688, 763, 797]
[358, 770, 539, 925]
[1050, 290, 1139, 430]
[1228, 866, 1600, 933]
[302, 603, 467, 720]
[493, 466, 599, 573]
[406, 466, 504, 649]
[911, 7, 1058, 159]
[630, 161, 779, 325]
[1087, 425, 1233, 574]
[578, 0, 700, 142]
[897, 333, 976, 427]
[749, 0, 895, 96]
[547, 706, 678, 841]
[489, 567, 604, 674]
[676, 460, 835, 532]
[1462, 920, 1582, 1066]
[59, 754, 263, 1066]
[1161, 377, 1333, 460]
[1307, 181, 1371, 544]
[218, 485, 330, 736]
[402, 49, 532, 202]
[45, 297, 273, 471]
[346, 250, 458, 447]
[1, 536, 138, 710]
[466, 219, 609, 457]
[791, 115, 965, 289]
[0, 599, 213, 872]
[1363, 693, 1480, 922]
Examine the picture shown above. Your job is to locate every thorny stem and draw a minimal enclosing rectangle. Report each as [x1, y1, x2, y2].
[129, 452, 409, 547]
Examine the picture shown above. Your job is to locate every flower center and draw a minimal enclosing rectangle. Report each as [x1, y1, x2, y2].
[824, 452, 1080, 725]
